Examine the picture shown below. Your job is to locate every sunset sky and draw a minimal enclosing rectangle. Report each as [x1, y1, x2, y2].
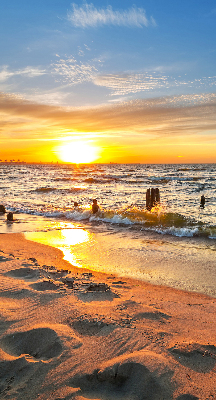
[0, 0, 216, 163]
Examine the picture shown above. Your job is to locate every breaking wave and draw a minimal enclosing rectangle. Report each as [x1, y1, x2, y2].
[7, 203, 215, 239]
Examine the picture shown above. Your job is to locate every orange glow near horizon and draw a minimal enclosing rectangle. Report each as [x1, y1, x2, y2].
[0, 92, 215, 164]
[55, 141, 100, 164]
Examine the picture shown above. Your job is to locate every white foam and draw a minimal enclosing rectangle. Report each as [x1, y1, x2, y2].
[99, 214, 133, 225]
[155, 226, 199, 237]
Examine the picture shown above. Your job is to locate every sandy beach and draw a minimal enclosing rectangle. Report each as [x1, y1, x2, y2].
[1, 0, 216, 396]
[0, 232, 215, 400]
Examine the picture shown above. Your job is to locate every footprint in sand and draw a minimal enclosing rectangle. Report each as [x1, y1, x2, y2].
[169, 343, 216, 373]
[67, 317, 115, 337]
[0, 357, 34, 397]
[117, 300, 138, 310]
[0, 255, 13, 262]
[0, 288, 30, 299]
[132, 311, 171, 322]
[176, 395, 199, 400]
[5, 267, 40, 280]
[77, 284, 119, 303]
[0, 327, 62, 360]
[69, 359, 173, 400]
[30, 280, 61, 291]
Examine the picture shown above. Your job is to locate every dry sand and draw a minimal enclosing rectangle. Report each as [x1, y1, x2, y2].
[0, 232, 215, 400]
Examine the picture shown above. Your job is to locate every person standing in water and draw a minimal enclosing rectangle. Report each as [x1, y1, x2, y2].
[73, 201, 82, 212]
[6, 212, 14, 221]
[200, 195, 205, 208]
[92, 199, 99, 214]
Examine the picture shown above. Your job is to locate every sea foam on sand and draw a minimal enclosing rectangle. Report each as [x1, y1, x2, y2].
[0, 232, 216, 400]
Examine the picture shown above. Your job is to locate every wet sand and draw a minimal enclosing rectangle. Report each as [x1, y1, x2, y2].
[25, 226, 216, 297]
[0, 232, 216, 399]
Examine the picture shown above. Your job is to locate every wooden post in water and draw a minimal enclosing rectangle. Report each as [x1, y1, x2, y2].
[146, 188, 160, 210]
[155, 188, 160, 204]
[146, 188, 151, 210]
[0, 205, 6, 213]
[150, 188, 156, 209]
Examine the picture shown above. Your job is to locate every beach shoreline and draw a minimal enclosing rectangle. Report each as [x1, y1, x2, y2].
[0, 232, 216, 399]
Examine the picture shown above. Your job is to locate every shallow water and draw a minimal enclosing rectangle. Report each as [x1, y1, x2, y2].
[0, 163, 216, 297]
[23, 219, 216, 297]
[0, 163, 216, 238]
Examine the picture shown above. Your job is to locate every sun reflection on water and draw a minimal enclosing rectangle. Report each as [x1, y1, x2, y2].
[25, 227, 91, 267]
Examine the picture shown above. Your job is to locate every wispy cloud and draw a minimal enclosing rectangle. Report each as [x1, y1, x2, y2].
[94, 73, 168, 95]
[0, 66, 46, 82]
[67, 3, 156, 28]
[51, 55, 216, 97]
[1, 92, 216, 141]
[53, 58, 216, 96]
[94, 72, 216, 96]
[52, 57, 98, 85]
[22, 91, 71, 106]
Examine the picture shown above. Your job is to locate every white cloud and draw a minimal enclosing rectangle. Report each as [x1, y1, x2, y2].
[52, 57, 98, 85]
[67, 3, 156, 28]
[22, 91, 71, 106]
[78, 48, 85, 57]
[20, 67, 47, 77]
[50, 52, 216, 98]
[0, 66, 14, 82]
[0, 66, 46, 82]
[94, 73, 216, 96]
[94, 73, 168, 95]
[51, 54, 216, 97]
[1, 91, 216, 141]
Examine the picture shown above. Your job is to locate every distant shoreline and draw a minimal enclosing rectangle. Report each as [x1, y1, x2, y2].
[1, 161, 216, 165]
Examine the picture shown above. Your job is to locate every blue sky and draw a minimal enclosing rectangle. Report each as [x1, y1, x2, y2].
[0, 1, 216, 162]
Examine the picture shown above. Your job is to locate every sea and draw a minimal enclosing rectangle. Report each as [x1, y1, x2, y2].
[0, 163, 216, 296]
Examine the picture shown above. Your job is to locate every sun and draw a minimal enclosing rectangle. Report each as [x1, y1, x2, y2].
[56, 141, 99, 163]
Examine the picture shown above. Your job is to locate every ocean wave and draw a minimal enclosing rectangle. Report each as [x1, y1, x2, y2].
[92, 213, 133, 225]
[187, 177, 205, 182]
[177, 167, 207, 172]
[33, 186, 85, 194]
[67, 187, 85, 193]
[65, 206, 199, 231]
[34, 187, 56, 193]
[126, 180, 145, 185]
[154, 226, 199, 237]
[148, 176, 182, 183]
[148, 178, 170, 184]
[149, 176, 206, 184]
[3, 204, 216, 239]
[54, 177, 73, 181]
[1, 163, 215, 240]
[65, 210, 91, 221]
[84, 177, 113, 184]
